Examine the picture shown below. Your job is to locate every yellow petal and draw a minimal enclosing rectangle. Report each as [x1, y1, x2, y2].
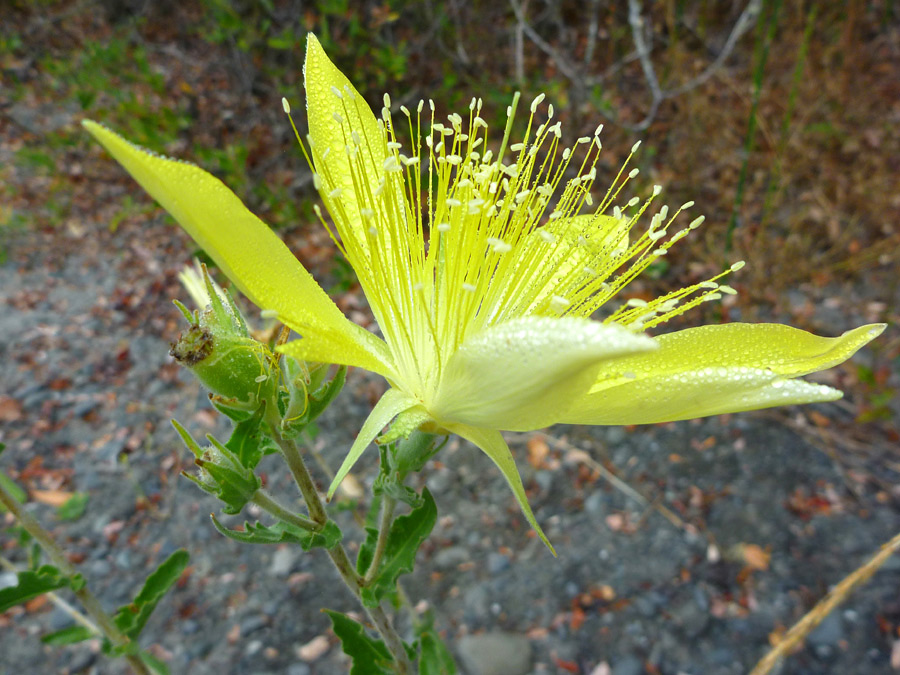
[431, 316, 656, 431]
[83, 120, 394, 377]
[304, 34, 393, 245]
[561, 322, 886, 425]
[444, 423, 555, 555]
[327, 388, 423, 498]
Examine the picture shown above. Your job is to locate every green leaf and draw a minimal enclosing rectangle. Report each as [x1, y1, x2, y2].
[41, 625, 95, 646]
[324, 609, 394, 675]
[418, 631, 457, 675]
[0, 471, 27, 511]
[224, 403, 276, 469]
[57, 492, 90, 521]
[0, 565, 73, 612]
[358, 488, 437, 608]
[140, 650, 171, 675]
[210, 516, 342, 551]
[113, 550, 189, 640]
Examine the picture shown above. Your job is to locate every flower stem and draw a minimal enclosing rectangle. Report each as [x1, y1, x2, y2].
[364, 495, 396, 585]
[270, 431, 413, 674]
[251, 490, 319, 531]
[0, 482, 150, 675]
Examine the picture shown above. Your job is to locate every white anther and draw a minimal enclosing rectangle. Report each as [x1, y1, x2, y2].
[383, 93, 391, 108]
[628, 168, 640, 179]
[730, 261, 746, 272]
[462, 283, 476, 292]
[689, 216, 705, 230]
[437, 223, 450, 232]
[652, 185, 662, 197]
[281, 97, 291, 114]
[530, 93, 545, 113]
[332, 112, 343, 124]
[631, 140, 642, 153]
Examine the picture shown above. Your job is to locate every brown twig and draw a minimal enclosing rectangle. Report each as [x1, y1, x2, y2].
[750, 529, 900, 675]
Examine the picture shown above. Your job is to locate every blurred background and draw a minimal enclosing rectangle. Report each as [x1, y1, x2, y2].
[1, 1, 899, 674]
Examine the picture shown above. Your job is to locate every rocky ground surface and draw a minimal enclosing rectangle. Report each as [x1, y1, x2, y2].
[1, 217, 899, 675]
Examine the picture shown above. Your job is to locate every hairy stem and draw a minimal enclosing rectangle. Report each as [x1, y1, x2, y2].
[251, 490, 319, 531]
[364, 496, 397, 585]
[0, 483, 150, 675]
[270, 431, 413, 674]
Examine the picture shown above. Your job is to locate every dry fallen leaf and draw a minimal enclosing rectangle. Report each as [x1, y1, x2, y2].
[30, 489, 73, 507]
[527, 435, 550, 469]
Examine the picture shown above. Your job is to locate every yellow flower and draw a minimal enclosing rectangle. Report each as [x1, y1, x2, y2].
[82, 35, 883, 552]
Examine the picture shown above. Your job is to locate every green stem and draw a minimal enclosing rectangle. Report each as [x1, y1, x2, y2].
[364, 496, 396, 585]
[270, 431, 413, 674]
[0, 483, 150, 675]
[251, 490, 320, 531]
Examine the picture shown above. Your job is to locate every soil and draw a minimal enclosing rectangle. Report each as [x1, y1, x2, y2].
[1, 216, 899, 675]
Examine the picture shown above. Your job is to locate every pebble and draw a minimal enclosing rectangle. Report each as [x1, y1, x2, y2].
[240, 614, 270, 636]
[612, 655, 645, 675]
[456, 632, 532, 675]
[486, 552, 510, 575]
[270, 546, 297, 577]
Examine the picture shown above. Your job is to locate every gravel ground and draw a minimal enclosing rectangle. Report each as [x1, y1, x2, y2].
[1, 221, 899, 675]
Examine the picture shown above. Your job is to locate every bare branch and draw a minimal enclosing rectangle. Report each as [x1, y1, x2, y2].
[508, 0, 582, 84]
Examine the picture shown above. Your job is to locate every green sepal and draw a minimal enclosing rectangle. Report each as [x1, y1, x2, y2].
[307, 364, 346, 422]
[224, 403, 278, 470]
[393, 432, 444, 479]
[357, 488, 437, 608]
[210, 516, 342, 551]
[111, 549, 189, 641]
[210, 397, 255, 421]
[41, 625, 95, 646]
[0, 565, 83, 612]
[324, 609, 394, 675]
[174, 420, 261, 515]
[377, 409, 431, 446]
[416, 610, 458, 675]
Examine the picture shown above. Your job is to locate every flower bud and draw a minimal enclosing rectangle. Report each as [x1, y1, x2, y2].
[170, 264, 278, 412]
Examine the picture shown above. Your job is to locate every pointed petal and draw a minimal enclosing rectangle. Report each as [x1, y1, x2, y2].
[562, 322, 886, 425]
[83, 120, 395, 378]
[304, 34, 389, 241]
[445, 423, 555, 555]
[327, 388, 422, 498]
[431, 317, 656, 431]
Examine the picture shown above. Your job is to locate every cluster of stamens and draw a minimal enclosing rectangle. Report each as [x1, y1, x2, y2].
[283, 88, 742, 397]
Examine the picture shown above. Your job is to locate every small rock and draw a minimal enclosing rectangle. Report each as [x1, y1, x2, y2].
[434, 545, 469, 570]
[487, 552, 510, 575]
[612, 655, 645, 675]
[286, 664, 311, 675]
[457, 632, 532, 675]
[240, 614, 269, 636]
[808, 611, 843, 658]
[270, 547, 297, 577]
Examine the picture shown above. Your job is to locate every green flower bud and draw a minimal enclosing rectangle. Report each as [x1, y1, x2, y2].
[170, 265, 278, 412]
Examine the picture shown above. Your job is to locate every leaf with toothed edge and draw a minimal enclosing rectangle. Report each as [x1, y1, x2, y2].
[324, 609, 395, 675]
[211, 516, 342, 550]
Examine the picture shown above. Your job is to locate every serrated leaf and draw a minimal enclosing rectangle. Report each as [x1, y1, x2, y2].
[210, 516, 342, 551]
[41, 625, 95, 646]
[57, 492, 89, 521]
[113, 550, 189, 640]
[358, 488, 437, 608]
[324, 609, 394, 675]
[0, 565, 72, 612]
